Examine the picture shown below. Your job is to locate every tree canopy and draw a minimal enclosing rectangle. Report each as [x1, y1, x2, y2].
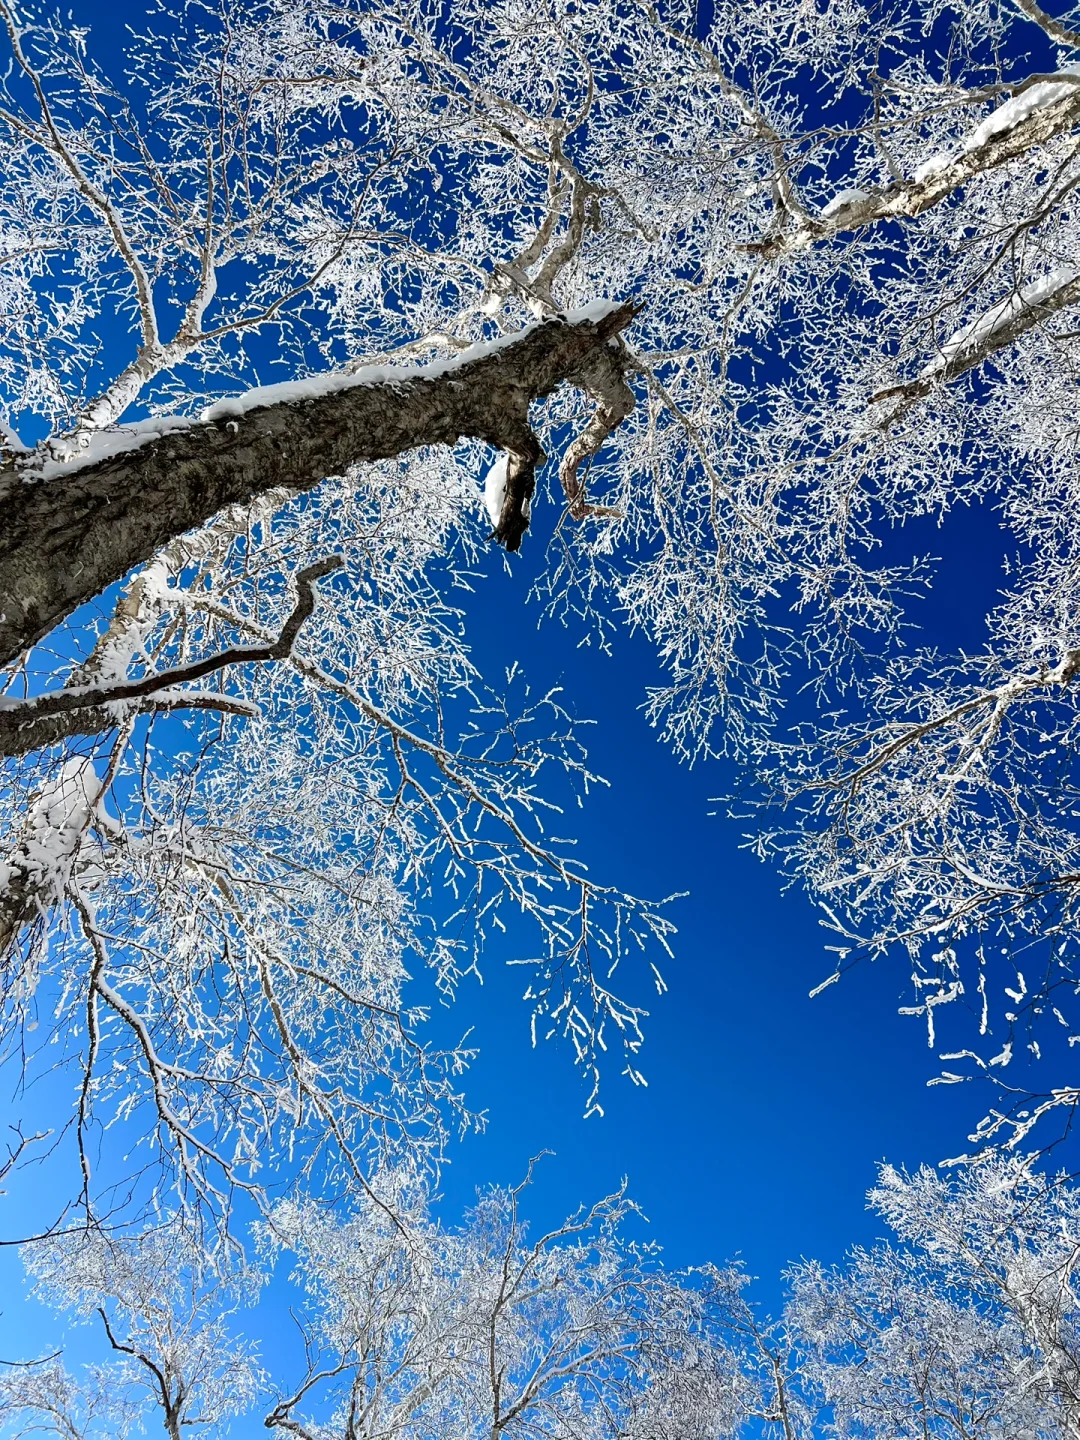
[3, 0, 1080, 1431]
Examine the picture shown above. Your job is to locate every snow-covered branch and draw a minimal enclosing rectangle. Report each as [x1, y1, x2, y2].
[872, 264, 1080, 421]
[0, 305, 636, 668]
[755, 73, 1080, 257]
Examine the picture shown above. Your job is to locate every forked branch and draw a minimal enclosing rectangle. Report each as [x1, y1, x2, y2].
[0, 305, 638, 668]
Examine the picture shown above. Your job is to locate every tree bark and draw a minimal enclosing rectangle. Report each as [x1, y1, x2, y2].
[0, 306, 635, 668]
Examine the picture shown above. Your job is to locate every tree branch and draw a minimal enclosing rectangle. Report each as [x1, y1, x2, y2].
[750, 79, 1080, 257]
[871, 268, 1080, 424]
[0, 305, 638, 668]
[0, 557, 341, 756]
[1014, 0, 1080, 48]
[0, 0, 159, 353]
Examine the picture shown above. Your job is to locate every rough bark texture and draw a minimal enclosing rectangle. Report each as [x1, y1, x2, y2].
[0, 306, 635, 668]
[0, 693, 247, 758]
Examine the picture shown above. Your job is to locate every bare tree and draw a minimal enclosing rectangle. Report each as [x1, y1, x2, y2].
[783, 1158, 1080, 1440]
[0, 0, 674, 1234]
[261, 1165, 747, 1440]
[8, 1162, 1080, 1440]
[0, 1167, 750, 1440]
[2, 1220, 261, 1440]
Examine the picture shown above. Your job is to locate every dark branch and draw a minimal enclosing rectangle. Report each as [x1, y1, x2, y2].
[0, 306, 638, 667]
[0, 556, 342, 757]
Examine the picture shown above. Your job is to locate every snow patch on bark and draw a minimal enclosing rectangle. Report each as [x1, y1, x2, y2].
[913, 152, 952, 183]
[820, 187, 870, 216]
[22, 302, 622, 485]
[483, 454, 508, 526]
[965, 71, 1080, 151]
[910, 71, 1080, 185]
[200, 302, 619, 421]
[0, 757, 100, 902]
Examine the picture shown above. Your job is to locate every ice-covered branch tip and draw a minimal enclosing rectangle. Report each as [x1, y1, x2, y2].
[0, 303, 638, 667]
[0, 557, 342, 757]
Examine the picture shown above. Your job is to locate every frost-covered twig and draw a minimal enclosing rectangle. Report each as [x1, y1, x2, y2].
[0, 556, 341, 756]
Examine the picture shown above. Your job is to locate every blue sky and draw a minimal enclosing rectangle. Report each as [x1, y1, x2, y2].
[422, 495, 1007, 1291]
[0, 0, 1053, 1402]
[0, 492, 1004, 1316]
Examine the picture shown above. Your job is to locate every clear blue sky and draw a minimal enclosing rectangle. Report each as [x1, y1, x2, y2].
[423, 494, 1009, 1292]
[0, 490, 1007, 1368]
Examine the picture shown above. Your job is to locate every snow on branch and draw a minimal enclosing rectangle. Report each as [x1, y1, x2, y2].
[0, 303, 637, 668]
[753, 72, 1080, 257]
[870, 265, 1080, 421]
[0, 755, 104, 958]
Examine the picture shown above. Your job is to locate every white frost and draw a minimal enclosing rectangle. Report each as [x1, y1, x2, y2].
[483, 454, 508, 527]
[964, 71, 1080, 153]
[913, 152, 951, 183]
[820, 187, 870, 217]
[921, 264, 1079, 376]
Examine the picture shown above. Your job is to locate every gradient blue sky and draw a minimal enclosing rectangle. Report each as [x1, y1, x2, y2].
[0, 490, 1006, 1363]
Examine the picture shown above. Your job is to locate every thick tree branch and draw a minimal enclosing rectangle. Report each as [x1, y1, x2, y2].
[557, 340, 637, 519]
[750, 80, 1080, 257]
[1014, 0, 1080, 48]
[0, 692, 253, 761]
[0, 305, 637, 668]
[871, 267, 1080, 423]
